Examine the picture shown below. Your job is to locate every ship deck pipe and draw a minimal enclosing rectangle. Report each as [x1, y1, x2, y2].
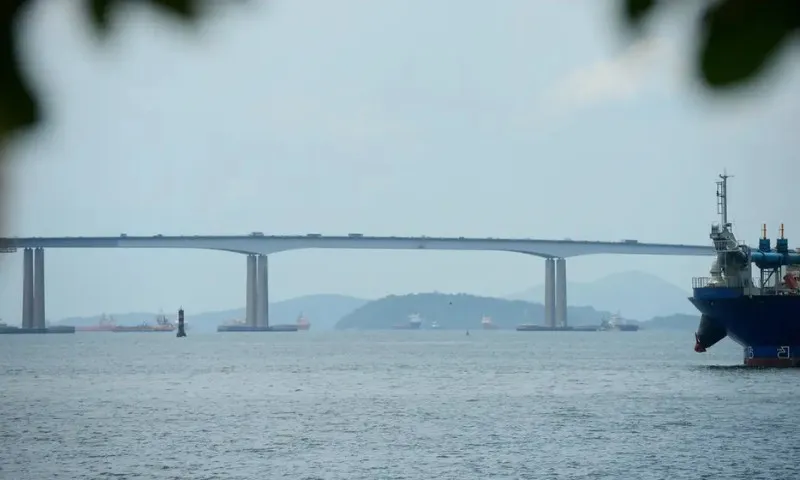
[750, 252, 800, 269]
[722, 250, 748, 265]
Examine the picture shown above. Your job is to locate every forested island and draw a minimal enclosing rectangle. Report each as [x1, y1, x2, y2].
[335, 293, 700, 330]
[337, 293, 609, 330]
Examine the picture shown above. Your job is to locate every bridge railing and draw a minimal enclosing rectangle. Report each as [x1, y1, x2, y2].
[692, 277, 713, 288]
[692, 277, 758, 289]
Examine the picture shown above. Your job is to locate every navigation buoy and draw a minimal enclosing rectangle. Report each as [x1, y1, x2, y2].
[177, 308, 187, 338]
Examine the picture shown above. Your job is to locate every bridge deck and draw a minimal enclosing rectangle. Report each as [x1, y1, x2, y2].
[0, 235, 715, 258]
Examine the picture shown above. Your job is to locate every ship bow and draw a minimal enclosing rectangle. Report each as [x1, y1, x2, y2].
[694, 314, 727, 352]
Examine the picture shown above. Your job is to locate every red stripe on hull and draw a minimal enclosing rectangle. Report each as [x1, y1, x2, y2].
[744, 358, 800, 367]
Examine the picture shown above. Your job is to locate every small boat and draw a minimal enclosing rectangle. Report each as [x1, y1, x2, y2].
[599, 312, 639, 332]
[392, 313, 423, 330]
[75, 313, 116, 332]
[111, 312, 176, 332]
[296, 313, 311, 331]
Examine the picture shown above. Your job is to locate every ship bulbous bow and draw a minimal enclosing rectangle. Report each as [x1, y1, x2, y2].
[694, 314, 727, 352]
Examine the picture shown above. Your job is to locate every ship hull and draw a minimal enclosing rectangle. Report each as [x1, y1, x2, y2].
[75, 326, 115, 332]
[690, 288, 800, 367]
[573, 325, 600, 332]
[614, 325, 639, 332]
[0, 326, 75, 334]
[516, 324, 574, 332]
[112, 327, 176, 333]
[392, 323, 422, 330]
[217, 325, 298, 332]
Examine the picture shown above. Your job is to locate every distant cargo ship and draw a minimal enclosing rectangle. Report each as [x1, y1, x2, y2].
[112, 313, 175, 333]
[573, 325, 600, 332]
[481, 315, 499, 330]
[217, 319, 298, 332]
[0, 320, 75, 334]
[268, 324, 300, 332]
[599, 313, 639, 332]
[429, 319, 441, 329]
[296, 313, 310, 331]
[75, 313, 116, 332]
[392, 313, 423, 330]
[217, 325, 299, 332]
[516, 324, 574, 332]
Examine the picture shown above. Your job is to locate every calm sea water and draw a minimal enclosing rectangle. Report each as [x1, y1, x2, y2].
[1, 330, 798, 480]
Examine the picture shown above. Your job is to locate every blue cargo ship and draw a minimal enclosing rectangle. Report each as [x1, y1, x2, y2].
[690, 173, 800, 367]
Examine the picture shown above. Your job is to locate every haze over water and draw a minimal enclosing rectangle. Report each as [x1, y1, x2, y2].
[2, 331, 797, 479]
[3, 0, 798, 323]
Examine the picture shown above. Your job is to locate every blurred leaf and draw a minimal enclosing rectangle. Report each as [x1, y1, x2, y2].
[699, 0, 800, 88]
[0, 0, 39, 137]
[622, 0, 657, 27]
[86, 0, 199, 38]
[1, 0, 239, 144]
[1, 0, 797, 149]
[85, 0, 118, 37]
[146, 0, 200, 21]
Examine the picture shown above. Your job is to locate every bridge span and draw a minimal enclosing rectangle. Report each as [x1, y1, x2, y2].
[0, 234, 714, 330]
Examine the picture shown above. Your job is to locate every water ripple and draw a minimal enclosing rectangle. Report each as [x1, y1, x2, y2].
[0, 331, 797, 479]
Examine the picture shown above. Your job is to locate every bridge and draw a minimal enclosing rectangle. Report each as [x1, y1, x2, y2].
[0, 233, 714, 330]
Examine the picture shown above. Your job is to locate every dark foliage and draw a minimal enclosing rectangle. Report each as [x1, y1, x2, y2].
[0, 0, 240, 143]
[622, 0, 799, 89]
[0, 0, 796, 143]
[335, 293, 608, 330]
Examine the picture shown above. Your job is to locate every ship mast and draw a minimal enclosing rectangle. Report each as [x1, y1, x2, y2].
[716, 171, 733, 230]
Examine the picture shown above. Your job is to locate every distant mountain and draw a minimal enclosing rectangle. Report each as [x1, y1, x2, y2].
[56, 294, 368, 333]
[335, 292, 699, 331]
[335, 292, 614, 330]
[645, 314, 699, 331]
[55, 288, 699, 333]
[269, 294, 368, 330]
[506, 271, 695, 321]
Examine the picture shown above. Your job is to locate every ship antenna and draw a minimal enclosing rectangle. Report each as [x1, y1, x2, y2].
[716, 171, 733, 229]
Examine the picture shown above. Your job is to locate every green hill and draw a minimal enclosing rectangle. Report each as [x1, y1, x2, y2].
[335, 292, 612, 330]
[506, 270, 695, 320]
[645, 313, 699, 330]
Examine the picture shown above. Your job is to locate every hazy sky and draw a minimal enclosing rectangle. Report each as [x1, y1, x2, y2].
[1, 0, 798, 321]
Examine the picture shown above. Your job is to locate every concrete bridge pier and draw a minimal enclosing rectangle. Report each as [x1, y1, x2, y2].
[33, 248, 46, 328]
[555, 257, 567, 327]
[256, 255, 269, 327]
[22, 248, 34, 328]
[21, 248, 46, 329]
[544, 258, 555, 327]
[245, 254, 257, 326]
